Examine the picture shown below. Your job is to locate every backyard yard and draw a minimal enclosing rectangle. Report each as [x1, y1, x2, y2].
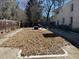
[0, 28, 68, 57]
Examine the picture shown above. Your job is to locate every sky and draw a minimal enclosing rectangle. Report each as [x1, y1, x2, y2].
[16, 0, 71, 11]
[16, 0, 71, 17]
[16, 0, 29, 10]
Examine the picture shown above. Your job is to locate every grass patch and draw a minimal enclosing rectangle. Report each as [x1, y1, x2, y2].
[0, 28, 66, 56]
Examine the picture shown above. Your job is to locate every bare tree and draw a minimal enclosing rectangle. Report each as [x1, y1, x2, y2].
[25, 0, 65, 27]
[26, 0, 42, 26]
[41, 0, 64, 28]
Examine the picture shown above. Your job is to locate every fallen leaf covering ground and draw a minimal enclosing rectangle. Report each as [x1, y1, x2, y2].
[0, 28, 67, 56]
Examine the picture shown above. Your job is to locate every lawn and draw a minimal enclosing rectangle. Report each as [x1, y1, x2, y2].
[0, 28, 67, 56]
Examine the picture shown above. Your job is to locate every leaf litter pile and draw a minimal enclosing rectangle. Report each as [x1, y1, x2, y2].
[0, 28, 67, 56]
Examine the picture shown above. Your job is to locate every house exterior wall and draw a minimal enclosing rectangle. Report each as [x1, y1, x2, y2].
[73, 0, 79, 28]
[54, 0, 79, 29]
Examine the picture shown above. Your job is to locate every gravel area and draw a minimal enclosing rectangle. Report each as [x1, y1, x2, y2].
[0, 28, 67, 56]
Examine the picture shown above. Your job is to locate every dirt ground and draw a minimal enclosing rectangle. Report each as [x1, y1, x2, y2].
[0, 28, 67, 56]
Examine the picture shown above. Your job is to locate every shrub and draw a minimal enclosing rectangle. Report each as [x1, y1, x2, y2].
[58, 25, 71, 31]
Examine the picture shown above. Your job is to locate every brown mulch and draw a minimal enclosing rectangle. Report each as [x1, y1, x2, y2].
[0, 28, 67, 56]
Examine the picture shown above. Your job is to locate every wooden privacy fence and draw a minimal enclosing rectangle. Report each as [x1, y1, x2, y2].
[0, 19, 20, 33]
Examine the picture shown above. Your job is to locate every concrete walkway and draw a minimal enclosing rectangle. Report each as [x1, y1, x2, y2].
[0, 29, 23, 59]
[63, 45, 79, 59]
[0, 28, 79, 59]
[0, 48, 20, 59]
[50, 28, 79, 59]
[0, 28, 23, 45]
[50, 29, 79, 48]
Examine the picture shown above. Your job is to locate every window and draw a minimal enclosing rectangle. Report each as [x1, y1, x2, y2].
[61, 9, 63, 13]
[57, 20, 59, 25]
[69, 16, 73, 27]
[62, 18, 65, 25]
[56, 11, 59, 14]
[70, 16, 73, 24]
[71, 4, 74, 12]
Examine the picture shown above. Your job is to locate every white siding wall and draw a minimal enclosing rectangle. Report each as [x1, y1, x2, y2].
[73, 0, 79, 28]
[54, 0, 79, 29]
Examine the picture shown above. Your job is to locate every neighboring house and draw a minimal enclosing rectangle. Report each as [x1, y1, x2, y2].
[54, 0, 79, 29]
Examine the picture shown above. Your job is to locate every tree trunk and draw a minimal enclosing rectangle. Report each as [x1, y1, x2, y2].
[26, 7, 32, 27]
[46, 9, 51, 28]
[46, 12, 49, 27]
